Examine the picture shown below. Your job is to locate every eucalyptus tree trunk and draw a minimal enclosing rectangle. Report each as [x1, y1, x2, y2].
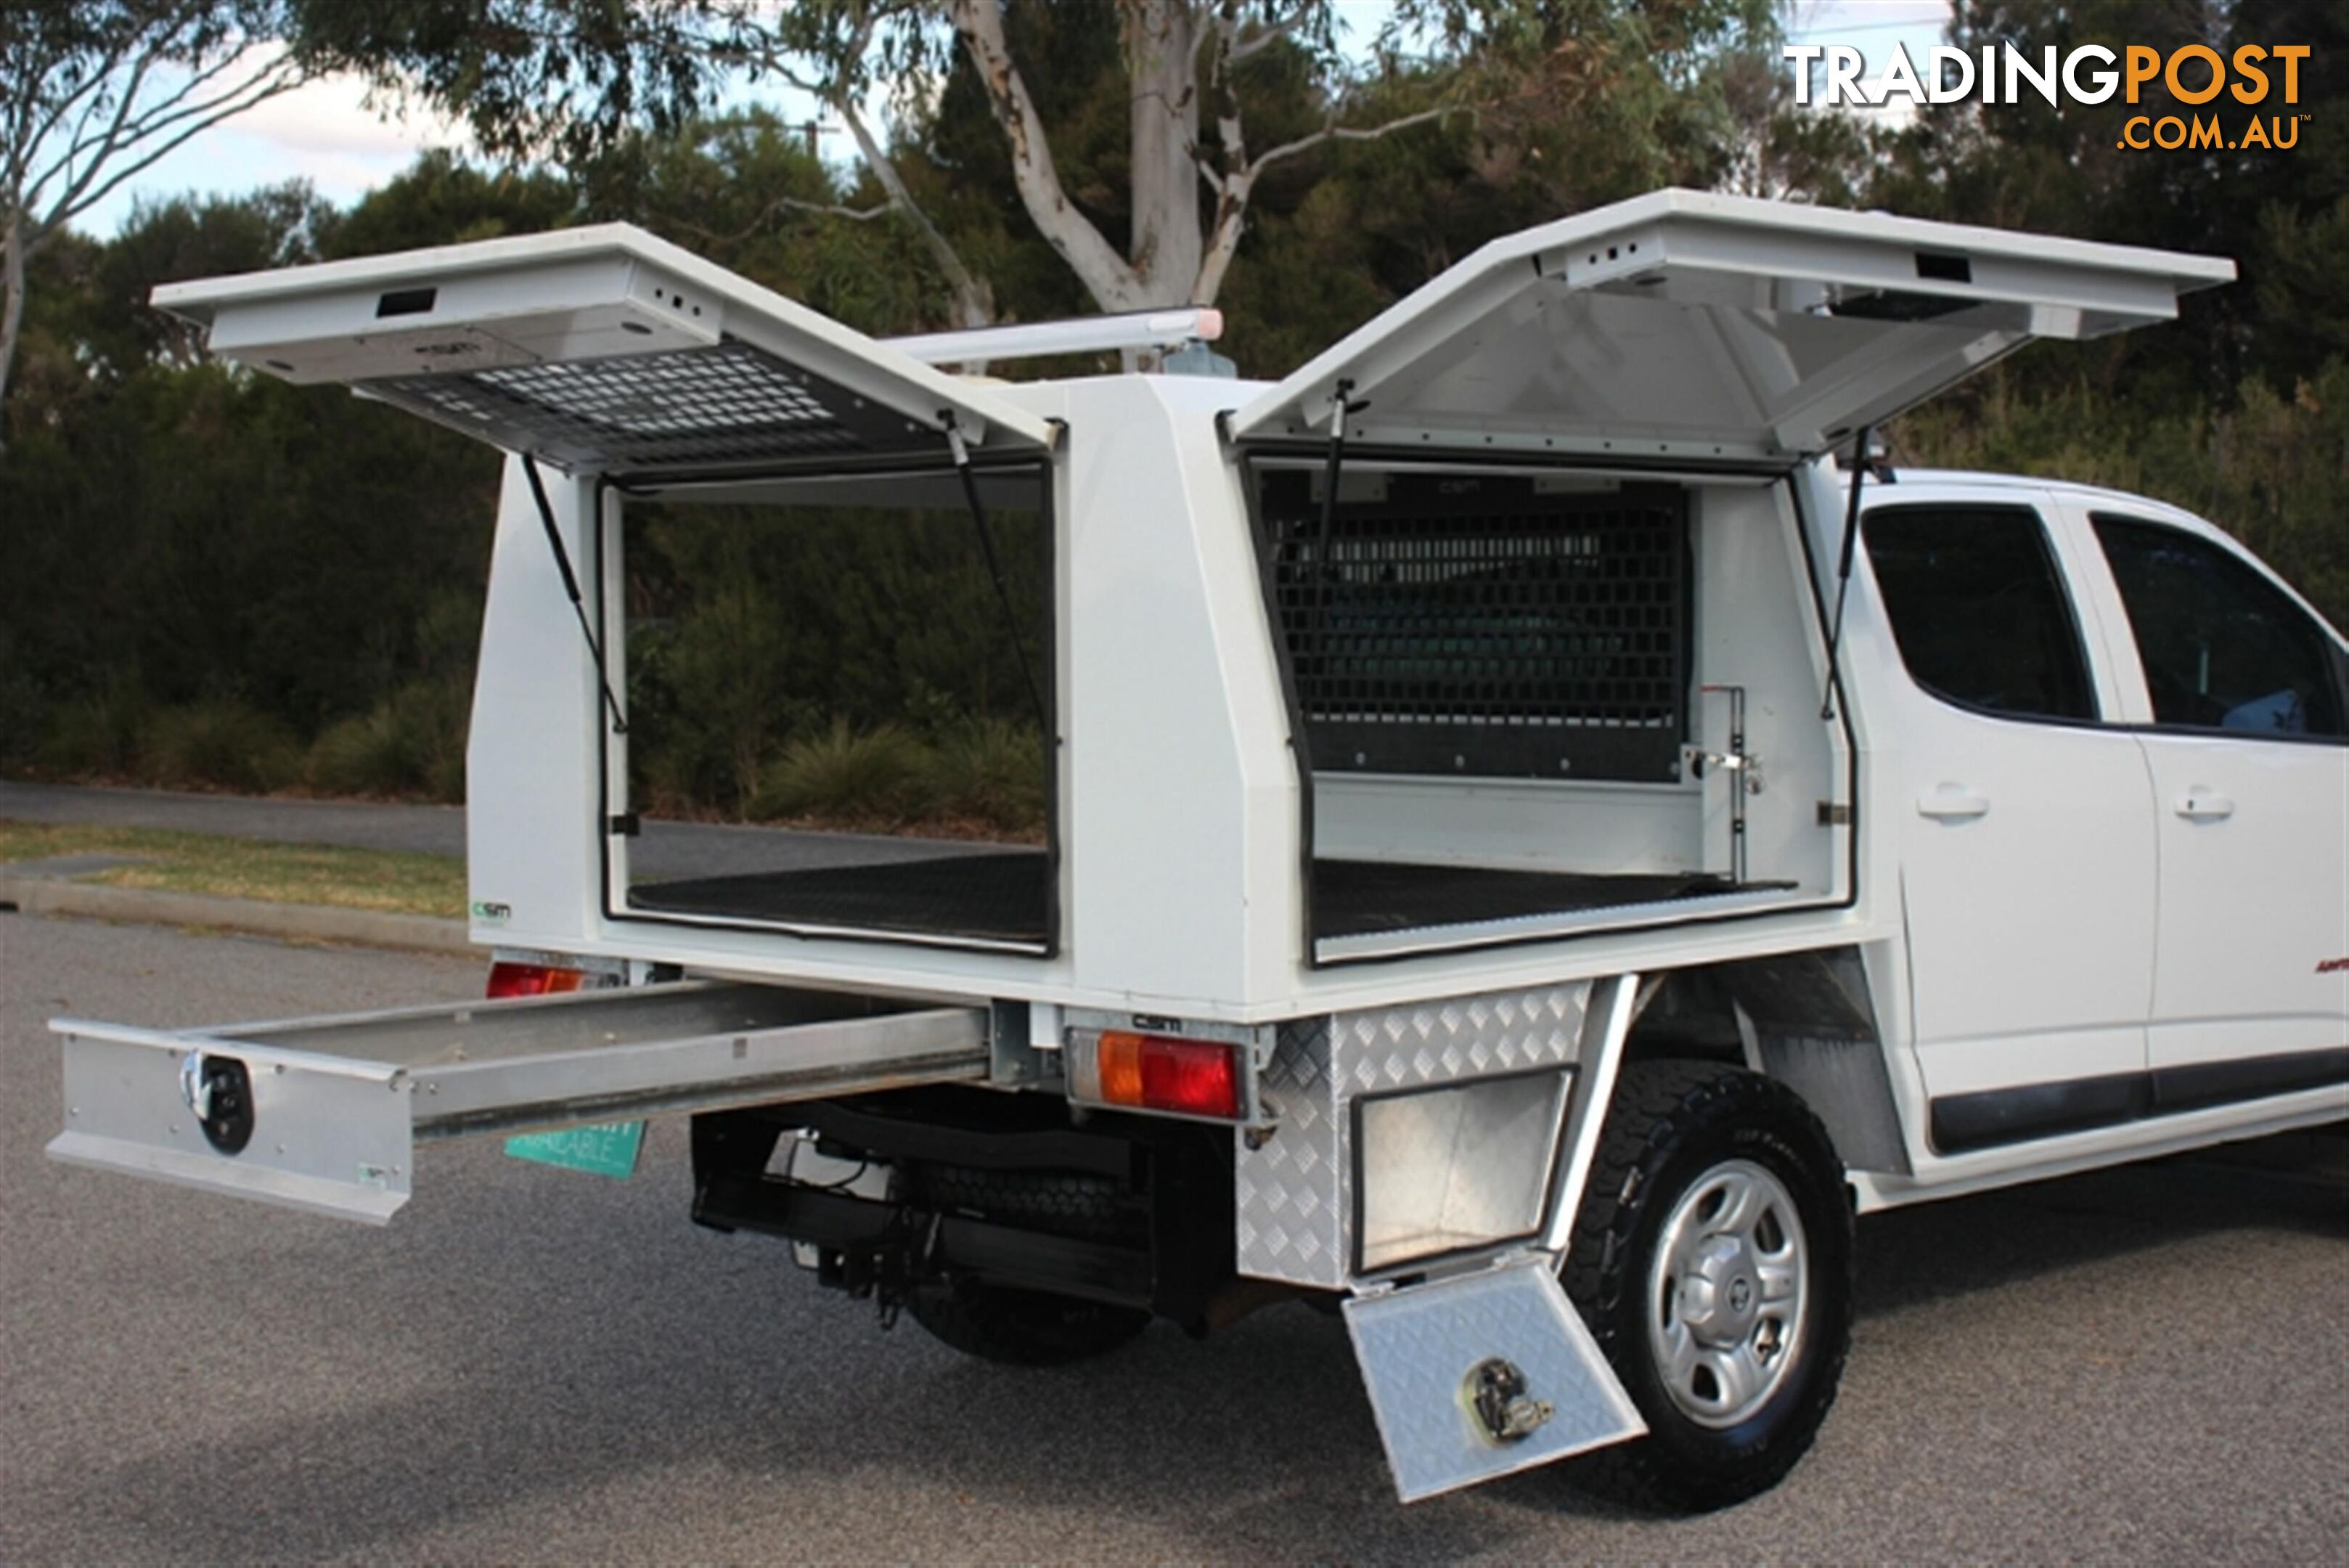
[1, 208, 28, 445]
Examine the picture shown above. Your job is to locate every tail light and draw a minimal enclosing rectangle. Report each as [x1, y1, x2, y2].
[1069, 1029, 1243, 1120]
[486, 961, 589, 999]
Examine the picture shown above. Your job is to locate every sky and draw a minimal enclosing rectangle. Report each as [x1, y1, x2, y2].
[65, 1, 1954, 239]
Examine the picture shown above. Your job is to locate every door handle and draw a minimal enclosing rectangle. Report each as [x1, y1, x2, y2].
[1916, 786, 1990, 820]
[2175, 789, 2235, 821]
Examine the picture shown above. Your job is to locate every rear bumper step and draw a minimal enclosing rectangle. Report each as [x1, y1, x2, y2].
[49, 982, 989, 1223]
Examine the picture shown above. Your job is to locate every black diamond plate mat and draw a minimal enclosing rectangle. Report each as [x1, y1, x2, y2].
[1314, 860, 1773, 939]
[630, 849, 1050, 944]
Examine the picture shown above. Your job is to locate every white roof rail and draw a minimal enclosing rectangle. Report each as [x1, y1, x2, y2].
[888, 308, 1222, 366]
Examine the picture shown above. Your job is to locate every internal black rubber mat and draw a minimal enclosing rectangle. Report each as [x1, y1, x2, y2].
[631, 850, 1051, 944]
[1312, 861, 1770, 939]
[631, 850, 1768, 946]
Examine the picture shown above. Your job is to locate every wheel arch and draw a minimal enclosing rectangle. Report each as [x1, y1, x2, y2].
[1622, 948, 1910, 1177]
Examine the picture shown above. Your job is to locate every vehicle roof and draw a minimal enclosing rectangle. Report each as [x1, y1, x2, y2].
[1854, 465, 2207, 523]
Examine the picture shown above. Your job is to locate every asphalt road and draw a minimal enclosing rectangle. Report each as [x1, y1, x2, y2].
[0, 780, 992, 881]
[4, 912, 2345, 1563]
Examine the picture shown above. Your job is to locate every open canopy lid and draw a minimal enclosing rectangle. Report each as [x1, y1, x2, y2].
[1232, 189, 2234, 465]
[150, 224, 1055, 475]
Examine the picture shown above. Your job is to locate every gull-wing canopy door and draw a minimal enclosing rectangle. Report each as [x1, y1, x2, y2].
[1233, 189, 2234, 464]
[151, 224, 1053, 475]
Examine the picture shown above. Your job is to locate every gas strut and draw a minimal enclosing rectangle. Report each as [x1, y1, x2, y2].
[1818, 425, 1873, 722]
[941, 412, 1052, 742]
[1312, 379, 1369, 682]
[521, 454, 629, 735]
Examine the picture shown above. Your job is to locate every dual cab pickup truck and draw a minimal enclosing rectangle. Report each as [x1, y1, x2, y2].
[50, 189, 2346, 1508]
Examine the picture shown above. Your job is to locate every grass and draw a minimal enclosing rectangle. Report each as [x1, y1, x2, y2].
[0, 821, 465, 920]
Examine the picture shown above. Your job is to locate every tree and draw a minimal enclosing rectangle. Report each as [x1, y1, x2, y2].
[0, 1, 311, 425]
[300, 1, 1773, 332]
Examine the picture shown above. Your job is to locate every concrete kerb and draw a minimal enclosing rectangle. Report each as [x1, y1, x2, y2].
[0, 875, 475, 956]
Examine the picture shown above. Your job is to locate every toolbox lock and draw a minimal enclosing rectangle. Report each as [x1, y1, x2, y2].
[176, 1050, 256, 1156]
[1465, 1357, 1554, 1445]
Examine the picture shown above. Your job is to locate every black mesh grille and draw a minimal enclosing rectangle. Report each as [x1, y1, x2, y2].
[364, 340, 936, 473]
[1259, 471, 1688, 780]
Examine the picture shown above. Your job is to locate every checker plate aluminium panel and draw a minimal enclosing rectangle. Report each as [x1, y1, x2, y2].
[1235, 983, 1592, 1287]
[1344, 1256, 1644, 1501]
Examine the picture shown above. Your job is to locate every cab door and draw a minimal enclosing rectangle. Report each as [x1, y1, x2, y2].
[1855, 484, 2158, 1153]
[2067, 505, 2349, 1101]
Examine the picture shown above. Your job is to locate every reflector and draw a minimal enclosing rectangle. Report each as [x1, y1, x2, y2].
[485, 962, 587, 1000]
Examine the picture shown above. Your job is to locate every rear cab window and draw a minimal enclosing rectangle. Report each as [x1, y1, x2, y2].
[2090, 513, 2347, 740]
[1861, 503, 2099, 722]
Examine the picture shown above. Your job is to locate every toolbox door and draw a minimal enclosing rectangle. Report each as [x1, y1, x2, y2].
[1230, 188, 2233, 464]
[150, 224, 1053, 475]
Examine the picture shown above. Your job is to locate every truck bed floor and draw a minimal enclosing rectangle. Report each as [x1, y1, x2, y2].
[628, 852, 1770, 944]
[630, 850, 1052, 943]
[1312, 861, 1766, 937]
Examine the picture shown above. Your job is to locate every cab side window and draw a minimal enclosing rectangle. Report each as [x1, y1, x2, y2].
[2092, 515, 2346, 739]
[1862, 504, 2098, 722]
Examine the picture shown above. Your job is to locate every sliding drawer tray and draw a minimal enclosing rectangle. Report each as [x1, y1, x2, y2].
[47, 981, 988, 1224]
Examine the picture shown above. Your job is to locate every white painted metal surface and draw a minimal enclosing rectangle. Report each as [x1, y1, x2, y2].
[150, 223, 1054, 470]
[2135, 732, 2348, 1070]
[1233, 189, 2234, 461]
[1851, 481, 2160, 1101]
[2043, 491, 2349, 1078]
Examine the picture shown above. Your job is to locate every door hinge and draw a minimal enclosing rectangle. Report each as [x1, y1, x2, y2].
[608, 812, 641, 837]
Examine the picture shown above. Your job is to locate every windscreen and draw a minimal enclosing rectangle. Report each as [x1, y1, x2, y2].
[611, 465, 1055, 950]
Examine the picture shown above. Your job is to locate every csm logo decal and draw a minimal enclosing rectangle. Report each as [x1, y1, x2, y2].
[471, 899, 512, 923]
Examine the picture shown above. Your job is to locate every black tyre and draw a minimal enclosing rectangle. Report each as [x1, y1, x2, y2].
[904, 1278, 1150, 1366]
[1562, 1060, 1854, 1511]
[894, 1162, 1151, 1366]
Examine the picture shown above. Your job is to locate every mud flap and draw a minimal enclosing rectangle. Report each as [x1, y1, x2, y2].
[1342, 1255, 1643, 1502]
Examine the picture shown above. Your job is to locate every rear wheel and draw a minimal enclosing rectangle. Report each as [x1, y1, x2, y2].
[1562, 1061, 1853, 1511]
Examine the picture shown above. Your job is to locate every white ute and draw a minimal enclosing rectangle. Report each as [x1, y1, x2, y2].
[49, 189, 2347, 1508]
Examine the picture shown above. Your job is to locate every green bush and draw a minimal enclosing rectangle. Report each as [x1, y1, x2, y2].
[923, 719, 1047, 837]
[136, 698, 303, 793]
[35, 682, 146, 776]
[306, 681, 468, 801]
[751, 719, 934, 827]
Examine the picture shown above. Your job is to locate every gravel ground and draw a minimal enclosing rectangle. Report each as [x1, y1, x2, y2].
[3, 912, 2344, 1564]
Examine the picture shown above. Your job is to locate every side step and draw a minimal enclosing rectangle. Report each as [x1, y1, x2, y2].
[48, 982, 989, 1224]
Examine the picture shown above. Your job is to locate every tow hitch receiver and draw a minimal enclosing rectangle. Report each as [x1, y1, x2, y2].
[1342, 1257, 1643, 1502]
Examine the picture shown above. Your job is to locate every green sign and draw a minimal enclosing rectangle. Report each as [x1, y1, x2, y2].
[504, 1120, 646, 1179]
